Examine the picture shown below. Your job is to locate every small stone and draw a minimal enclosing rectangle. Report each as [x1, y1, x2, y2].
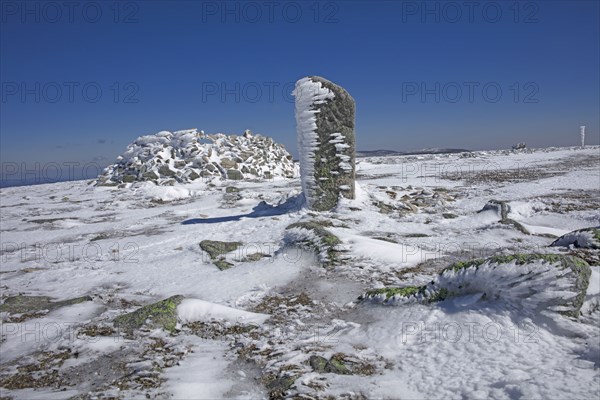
[113, 295, 184, 333]
[199, 240, 242, 259]
[227, 169, 243, 180]
[122, 174, 136, 183]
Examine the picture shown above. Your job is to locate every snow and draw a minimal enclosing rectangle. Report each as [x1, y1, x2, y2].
[177, 299, 269, 325]
[163, 336, 265, 399]
[0, 145, 598, 398]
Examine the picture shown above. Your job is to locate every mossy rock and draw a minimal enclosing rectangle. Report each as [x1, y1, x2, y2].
[0, 295, 91, 314]
[266, 374, 297, 398]
[286, 221, 341, 246]
[122, 174, 137, 183]
[213, 258, 234, 271]
[240, 253, 270, 262]
[327, 357, 351, 375]
[550, 226, 600, 250]
[113, 295, 184, 333]
[446, 253, 589, 272]
[309, 355, 329, 373]
[199, 240, 242, 260]
[142, 171, 160, 180]
[442, 213, 458, 219]
[360, 254, 591, 318]
[220, 158, 237, 169]
[309, 355, 351, 375]
[226, 169, 243, 180]
[372, 236, 399, 243]
[285, 221, 341, 267]
[225, 186, 240, 193]
[360, 286, 423, 303]
[158, 165, 176, 177]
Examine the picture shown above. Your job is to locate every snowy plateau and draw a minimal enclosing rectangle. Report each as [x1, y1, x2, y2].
[0, 144, 599, 399]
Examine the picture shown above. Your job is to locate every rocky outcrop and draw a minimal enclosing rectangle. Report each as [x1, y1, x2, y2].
[360, 254, 591, 318]
[551, 226, 600, 249]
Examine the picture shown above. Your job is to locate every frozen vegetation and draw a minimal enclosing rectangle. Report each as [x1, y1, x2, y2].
[0, 143, 599, 399]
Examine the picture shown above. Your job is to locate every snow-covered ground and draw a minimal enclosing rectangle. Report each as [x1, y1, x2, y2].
[1, 146, 599, 399]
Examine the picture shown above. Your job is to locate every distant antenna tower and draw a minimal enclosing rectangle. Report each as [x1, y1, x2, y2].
[580, 126, 586, 148]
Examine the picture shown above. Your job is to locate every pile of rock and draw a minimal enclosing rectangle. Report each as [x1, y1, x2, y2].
[95, 129, 298, 186]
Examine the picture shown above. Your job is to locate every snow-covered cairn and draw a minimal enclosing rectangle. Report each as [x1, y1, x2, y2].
[293, 76, 356, 211]
[96, 129, 298, 186]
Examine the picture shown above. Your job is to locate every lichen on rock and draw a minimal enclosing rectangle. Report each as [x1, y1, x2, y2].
[284, 220, 342, 267]
[113, 295, 184, 333]
[551, 226, 600, 250]
[0, 295, 91, 314]
[360, 254, 591, 318]
[199, 240, 242, 260]
[293, 76, 355, 211]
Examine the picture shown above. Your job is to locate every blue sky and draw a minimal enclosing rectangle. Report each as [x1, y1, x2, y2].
[1, 0, 599, 177]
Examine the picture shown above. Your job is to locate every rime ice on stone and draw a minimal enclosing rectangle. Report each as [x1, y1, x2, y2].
[96, 129, 298, 186]
[293, 76, 355, 211]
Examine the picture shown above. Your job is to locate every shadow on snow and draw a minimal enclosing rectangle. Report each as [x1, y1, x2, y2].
[181, 194, 304, 225]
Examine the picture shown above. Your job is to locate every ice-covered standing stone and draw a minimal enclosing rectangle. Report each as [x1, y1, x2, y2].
[580, 125, 586, 148]
[293, 76, 355, 211]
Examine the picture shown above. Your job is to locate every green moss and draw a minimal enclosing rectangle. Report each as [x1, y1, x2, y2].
[428, 288, 452, 302]
[327, 357, 351, 375]
[442, 213, 458, 219]
[592, 228, 600, 242]
[285, 221, 342, 267]
[309, 354, 352, 375]
[199, 240, 242, 259]
[364, 286, 423, 300]
[445, 254, 587, 274]
[286, 221, 341, 246]
[309, 355, 328, 373]
[446, 259, 486, 272]
[213, 258, 234, 271]
[113, 295, 184, 333]
[0, 295, 91, 314]
[241, 253, 269, 262]
[373, 236, 399, 243]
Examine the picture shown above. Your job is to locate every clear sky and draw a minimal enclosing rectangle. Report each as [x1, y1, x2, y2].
[1, 0, 599, 178]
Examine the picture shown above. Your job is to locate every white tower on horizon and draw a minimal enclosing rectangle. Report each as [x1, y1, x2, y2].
[580, 126, 586, 148]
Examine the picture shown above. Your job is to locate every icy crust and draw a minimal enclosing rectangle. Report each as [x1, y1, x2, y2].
[292, 78, 335, 208]
[95, 129, 298, 186]
[361, 254, 591, 318]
